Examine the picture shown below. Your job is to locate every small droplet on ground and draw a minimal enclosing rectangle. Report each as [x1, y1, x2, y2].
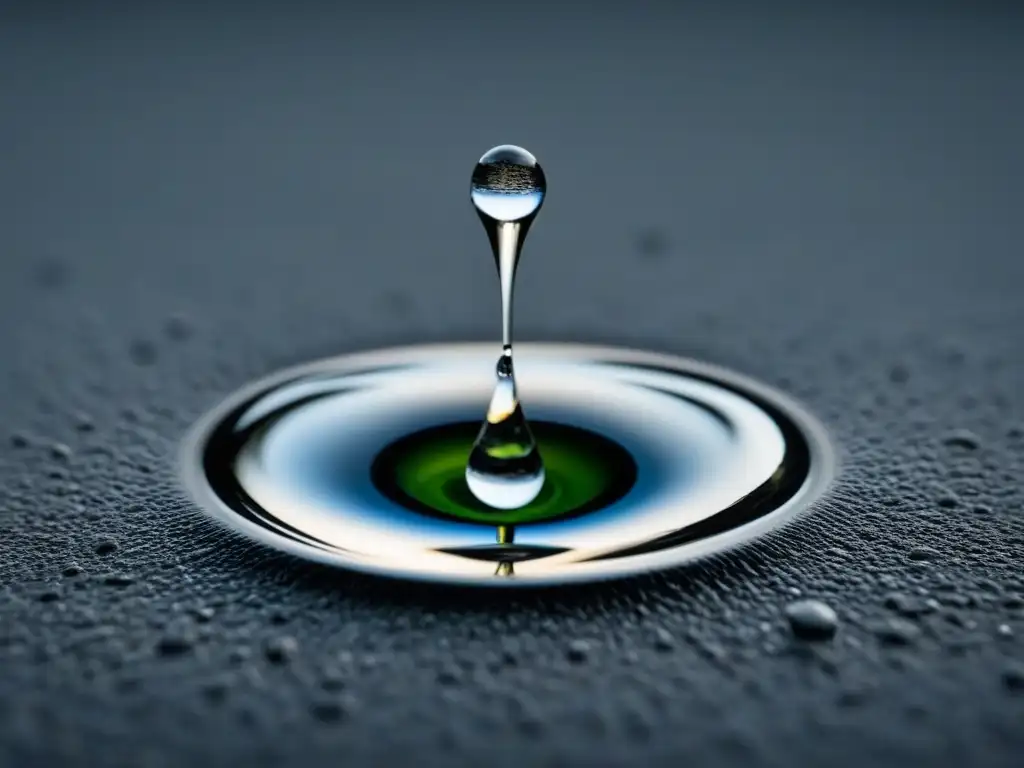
[884, 592, 934, 618]
[567, 639, 591, 662]
[784, 599, 838, 640]
[73, 413, 95, 433]
[50, 442, 72, 461]
[265, 636, 298, 664]
[63, 563, 84, 577]
[321, 671, 345, 692]
[95, 539, 119, 555]
[193, 606, 215, 623]
[997, 624, 1013, 639]
[157, 635, 194, 657]
[653, 627, 675, 651]
[436, 666, 462, 686]
[1001, 662, 1024, 692]
[909, 546, 941, 562]
[874, 617, 921, 646]
[943, 430, 980, 450]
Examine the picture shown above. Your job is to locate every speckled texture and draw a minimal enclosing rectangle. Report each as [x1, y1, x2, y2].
[1, 3, 1023, 767]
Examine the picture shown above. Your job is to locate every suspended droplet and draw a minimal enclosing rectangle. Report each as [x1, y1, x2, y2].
[466, 145, 547, 510]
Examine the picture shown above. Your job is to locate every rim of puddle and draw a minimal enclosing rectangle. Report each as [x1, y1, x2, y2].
[179, 342, 837, 588]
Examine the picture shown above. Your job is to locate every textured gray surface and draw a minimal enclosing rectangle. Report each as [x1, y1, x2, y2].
[1, 3, 1023, 766]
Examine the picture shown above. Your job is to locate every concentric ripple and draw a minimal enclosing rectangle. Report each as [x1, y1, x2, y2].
[180, 343, 835, 586]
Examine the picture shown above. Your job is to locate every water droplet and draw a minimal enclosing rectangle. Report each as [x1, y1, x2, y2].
[73, 413, 95, 433]
[652, 627, 675, 651]
[49, 442, 72, 461]
[320, 671, 346, 692]
[909, 546, 941, 562]
[265, 636, 298, 664]
[63, 563, 84, 577]
[95, 539, 119, 556]
[883, 592, 934, 618]
[943, 429, 980, 450]
[193, 606, 216, 623]
[157, 634, 194, 657]
[103, 573, 135, 587]
[436, 666, 462, 686]
[567, 638, 591, 663]
[873, 617, 920, 646]
[784, 599, 838, 640]
[466, 146, 546, 510]
[1001, 662, 1024, 692]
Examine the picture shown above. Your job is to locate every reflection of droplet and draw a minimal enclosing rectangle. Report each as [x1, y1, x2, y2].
[466, 146, 546, 510]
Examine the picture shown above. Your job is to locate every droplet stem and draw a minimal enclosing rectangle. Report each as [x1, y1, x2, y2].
[496, 221, 521, 350]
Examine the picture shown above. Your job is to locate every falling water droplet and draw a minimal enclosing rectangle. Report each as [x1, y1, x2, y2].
[465, 145, 547, 510]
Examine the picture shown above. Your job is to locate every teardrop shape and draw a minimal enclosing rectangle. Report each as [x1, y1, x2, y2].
[466, 146, 548, 510]
[466, 352, 545, 509]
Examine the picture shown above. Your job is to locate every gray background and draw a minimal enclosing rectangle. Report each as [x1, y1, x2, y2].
[1, 2, 1022, 766]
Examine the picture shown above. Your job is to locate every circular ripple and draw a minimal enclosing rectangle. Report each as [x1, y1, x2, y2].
[180, 343, 835, 586]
